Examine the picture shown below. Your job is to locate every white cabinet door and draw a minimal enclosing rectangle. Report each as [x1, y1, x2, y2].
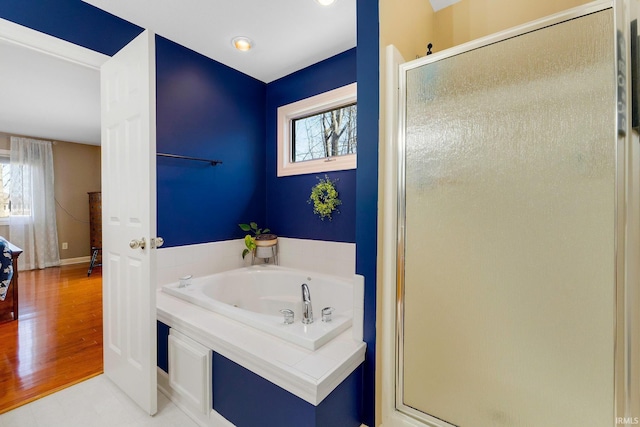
[168, 329, 212, 415]
[101, 29, 158, 415]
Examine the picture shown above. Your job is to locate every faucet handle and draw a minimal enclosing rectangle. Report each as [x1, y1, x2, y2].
[280, 309, 294, 324]
[179, 275, 192, 288]
[321, 307, 334, 322]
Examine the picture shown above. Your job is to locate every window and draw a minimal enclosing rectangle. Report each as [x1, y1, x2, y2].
[292, 103, 357, 161]
[0, 150, 10, 225]
[277, 83, 357, 176]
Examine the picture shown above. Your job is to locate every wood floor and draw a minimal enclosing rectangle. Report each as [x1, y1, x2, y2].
[0, 263, 103, 414]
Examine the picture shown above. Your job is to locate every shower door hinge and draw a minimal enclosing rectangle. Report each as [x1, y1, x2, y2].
[618, 28, 628, 136]
[631, 20, 640, 132]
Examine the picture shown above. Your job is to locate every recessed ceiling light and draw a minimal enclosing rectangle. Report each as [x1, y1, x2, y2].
[316, 0, 336, 5]
[232, 36, 253, 52]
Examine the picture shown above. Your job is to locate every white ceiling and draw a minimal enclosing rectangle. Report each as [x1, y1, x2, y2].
[0, 20, 107, 145]
[429, 0, 461, 12]
[0, 0, 356, 146]
[82, 0, 357, 83]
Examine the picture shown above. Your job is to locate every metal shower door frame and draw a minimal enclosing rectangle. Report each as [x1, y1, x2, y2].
[394, 0, 638, 425]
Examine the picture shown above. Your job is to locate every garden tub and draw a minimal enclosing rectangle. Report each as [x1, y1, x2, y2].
[161, 265, 355, 350]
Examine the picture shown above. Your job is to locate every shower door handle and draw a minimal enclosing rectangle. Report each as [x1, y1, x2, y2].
[631, 19, 639, 131]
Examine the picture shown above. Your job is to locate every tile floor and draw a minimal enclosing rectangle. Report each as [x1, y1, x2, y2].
[0, 375, 199, 427]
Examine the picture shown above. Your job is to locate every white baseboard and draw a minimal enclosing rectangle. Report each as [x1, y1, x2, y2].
[59, 256, 91, 266]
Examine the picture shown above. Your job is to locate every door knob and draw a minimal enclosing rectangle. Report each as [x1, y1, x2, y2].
[155, 237, 164, 248]
[129, 238, 146, 249]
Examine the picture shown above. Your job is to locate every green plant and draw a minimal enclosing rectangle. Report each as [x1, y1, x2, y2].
[239, 222, 270, 258]
[308, 175, 341, 221]
[242, 235, 257, 259]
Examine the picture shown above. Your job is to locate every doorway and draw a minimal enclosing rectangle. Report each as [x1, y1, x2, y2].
[0, 19, 107, 412]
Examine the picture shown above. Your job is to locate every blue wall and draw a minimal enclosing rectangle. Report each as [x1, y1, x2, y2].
[156, 36, 267, 246]
[0, 0, 142, 55]
[356, 1, 379, 425]
[157, 44, 357, 247]
[265, 49, 357, 243]
[157, 321, 170, 373]
[213, 352, 362, 427]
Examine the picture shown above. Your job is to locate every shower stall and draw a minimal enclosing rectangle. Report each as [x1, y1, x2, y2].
[383, 1, 640, 426]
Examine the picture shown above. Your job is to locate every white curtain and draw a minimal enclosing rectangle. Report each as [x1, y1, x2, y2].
[9, 137, 60, 270]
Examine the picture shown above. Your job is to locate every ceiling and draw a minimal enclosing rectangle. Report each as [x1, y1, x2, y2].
[82, 0, 357, 84]
[429, 0, 460, 12]
[0, 28, 106, 145]
[1, 0, 356, 146]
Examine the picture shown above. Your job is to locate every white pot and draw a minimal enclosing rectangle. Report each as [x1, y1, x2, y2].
[255, 245, 277, 259]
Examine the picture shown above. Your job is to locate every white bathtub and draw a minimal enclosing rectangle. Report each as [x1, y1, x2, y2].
[161, 265, 355, 350]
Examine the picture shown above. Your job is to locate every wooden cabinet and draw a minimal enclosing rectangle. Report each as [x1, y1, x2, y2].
[88, 191, 101, 258]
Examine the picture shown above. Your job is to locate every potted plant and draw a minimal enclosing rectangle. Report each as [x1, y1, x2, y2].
[239, 222, 278, 260]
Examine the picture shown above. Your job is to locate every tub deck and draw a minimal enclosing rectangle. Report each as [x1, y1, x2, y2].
[156, 289, 366, 406]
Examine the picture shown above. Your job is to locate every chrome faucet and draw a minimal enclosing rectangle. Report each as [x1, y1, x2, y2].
[301, 283, 313, 324]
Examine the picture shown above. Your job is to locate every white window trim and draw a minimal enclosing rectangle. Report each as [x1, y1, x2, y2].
[277, 82, 357, 177]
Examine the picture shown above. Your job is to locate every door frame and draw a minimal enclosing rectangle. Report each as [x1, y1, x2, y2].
[0, 17, 108, 69]
[379, 0, 639, 426]
[0, 14, 160, 406]
[3, 18, 161, 416]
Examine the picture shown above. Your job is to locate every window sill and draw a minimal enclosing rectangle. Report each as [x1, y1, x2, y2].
[278, 154, 356, 177]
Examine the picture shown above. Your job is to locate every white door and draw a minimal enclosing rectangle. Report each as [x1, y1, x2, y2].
[101, 30, 158, 415]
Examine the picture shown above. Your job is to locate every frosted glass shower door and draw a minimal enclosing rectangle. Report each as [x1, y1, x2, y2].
[400, 9, 616, 427]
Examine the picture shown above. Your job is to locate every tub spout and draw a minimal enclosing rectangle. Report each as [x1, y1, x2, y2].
[301, 283, 313, 324]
